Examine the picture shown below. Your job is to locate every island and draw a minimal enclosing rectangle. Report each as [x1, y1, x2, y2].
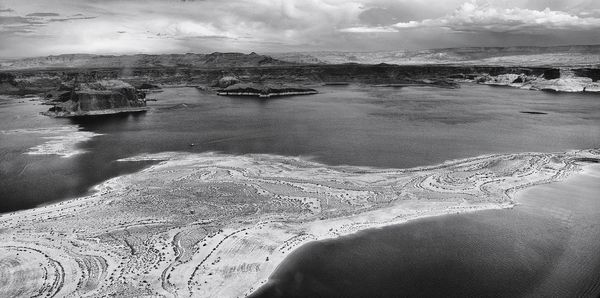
[42, 79, 148, 117]
[217, 83, 318, 98]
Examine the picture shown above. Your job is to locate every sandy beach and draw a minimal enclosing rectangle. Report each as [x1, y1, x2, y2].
[0, 149, 598, 297]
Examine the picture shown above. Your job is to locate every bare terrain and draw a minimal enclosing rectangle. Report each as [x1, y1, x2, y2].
[1, 149, 597, 297]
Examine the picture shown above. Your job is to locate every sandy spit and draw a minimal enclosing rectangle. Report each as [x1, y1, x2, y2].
[0, 149, 598, 297]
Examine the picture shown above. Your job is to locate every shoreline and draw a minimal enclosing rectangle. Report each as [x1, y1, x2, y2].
[245, 159, 599, 296]
[0, 149, 598, 297]
[2, 125, 102, 158]
[41, 107, 150, 118]
[243, 201, 515, 297]
[216, 90, 318, 98]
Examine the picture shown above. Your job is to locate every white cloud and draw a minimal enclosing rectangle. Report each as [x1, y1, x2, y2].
[342, 1, 600, 33]
[1, 0, 600, 56]
[1, 0, 367, 55]
[340, 26, 397, 33]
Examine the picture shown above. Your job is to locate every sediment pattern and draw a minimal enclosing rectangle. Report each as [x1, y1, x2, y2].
[0, 149, 597, 297]
[1, 125, 101, 157]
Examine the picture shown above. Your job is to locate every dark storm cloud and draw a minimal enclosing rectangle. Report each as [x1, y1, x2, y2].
[26, 12, 60, 17]
[0, 10, 96, 38]
[0, 16, 33, 24]
[47, 16, 97, 22]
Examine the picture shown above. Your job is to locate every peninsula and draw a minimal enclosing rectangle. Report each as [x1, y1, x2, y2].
[0, 149, 597, 297]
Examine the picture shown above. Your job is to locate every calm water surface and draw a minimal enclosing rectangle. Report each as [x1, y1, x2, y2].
[1, 84, 599, 296]
[1, 84, 599, 212]
[251, 166, 600, 297]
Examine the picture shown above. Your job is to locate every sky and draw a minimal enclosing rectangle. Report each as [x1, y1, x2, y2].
[1, 0, 600, 57]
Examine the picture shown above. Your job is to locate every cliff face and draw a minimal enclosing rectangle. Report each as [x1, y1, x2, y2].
[273, 45, 600, 67]
[0, 52, 292, 70]
[473, 68, 600, 93]
[2, 64, 599, 95]
[217, 83, 317, 98]
[44, 80, 147, 117]
[1, 64, 552, 87]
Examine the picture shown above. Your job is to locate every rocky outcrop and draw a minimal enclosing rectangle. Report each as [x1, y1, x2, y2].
[42, 80, 147, 117]
[217, 83, 317, 98]
[0, 52, 293, 70]
[474, 68, 600, 93]
[0, 72, 62, 95]
[271, 45, 600, 67]
[2, 64, 597, 95]
[0, 73, 19, 93]
[212, 76, 240, 88]
[135, 83, 161, 90]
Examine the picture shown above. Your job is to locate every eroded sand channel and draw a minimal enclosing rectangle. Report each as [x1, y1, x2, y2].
[0, 149, 598, 297]
[250, 164, 600, 298]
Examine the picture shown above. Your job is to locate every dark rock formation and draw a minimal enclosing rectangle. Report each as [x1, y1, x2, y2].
[512, 76, 524, 83]
[0, 73, 19, 93]
[42, 80, 147, 117]
[136, 83, 161, 90]
[520, 111, 548, 115]
[0, 52, 293, 70]
[543, 69, 561, 80]
[573, 68, 600, 82]
[2, 63, 597, 95]
[217, 83, 317, 98]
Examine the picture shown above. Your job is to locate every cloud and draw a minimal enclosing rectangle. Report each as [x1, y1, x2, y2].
[47, 15, 97, 22]
[26, 12, 59, 17]
[341, 26, 397, 33]
[0, 16, 34, 25]
[1, 0, 600, 57]
[342, 1, 600, 33]
[0, 10, 96, 37]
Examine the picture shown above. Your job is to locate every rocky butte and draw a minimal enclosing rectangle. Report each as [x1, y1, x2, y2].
[42, 80, 148, 117]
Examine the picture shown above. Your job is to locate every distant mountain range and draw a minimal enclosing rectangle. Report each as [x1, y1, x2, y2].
[0, 52, 291, 70]
[270, 45, 600, 67]
[1, 45, 599, 70]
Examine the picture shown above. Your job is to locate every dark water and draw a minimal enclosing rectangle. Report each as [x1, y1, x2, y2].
[251, 166, 600, 298]
[1, 84, 599, 212]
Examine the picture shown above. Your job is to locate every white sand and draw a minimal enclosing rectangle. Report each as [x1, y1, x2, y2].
[0, 149, 597, 297]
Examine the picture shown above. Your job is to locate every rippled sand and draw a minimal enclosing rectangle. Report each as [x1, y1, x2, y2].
[0, 149, 597, 297]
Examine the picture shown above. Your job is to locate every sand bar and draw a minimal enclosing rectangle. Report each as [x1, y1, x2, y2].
[0, 149, 598, 297]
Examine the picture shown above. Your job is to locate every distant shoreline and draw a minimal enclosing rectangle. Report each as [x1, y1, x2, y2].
[41, 106, 150, 118]
[217, 90, 318, 98]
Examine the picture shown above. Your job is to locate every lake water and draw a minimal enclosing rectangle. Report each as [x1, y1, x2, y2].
[1, 84, 599, 213]
[1, 84, 599, 296]
[250, 165, 600, 297]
